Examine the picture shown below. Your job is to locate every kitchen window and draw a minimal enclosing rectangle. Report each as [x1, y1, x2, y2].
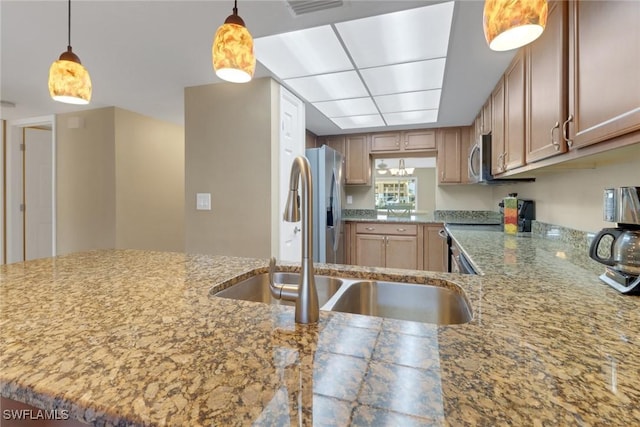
[374, 177, 417, 215]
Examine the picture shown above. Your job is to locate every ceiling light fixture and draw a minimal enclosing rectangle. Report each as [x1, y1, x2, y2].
[483, 0, 548, 52]
[390, 159, 414, 176]
[48, 0, 92, 105]
[212, 0, 256, 83]
[376, 160, 389, 175]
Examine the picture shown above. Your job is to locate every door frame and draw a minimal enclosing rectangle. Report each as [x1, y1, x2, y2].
[6, 115, 57, 263]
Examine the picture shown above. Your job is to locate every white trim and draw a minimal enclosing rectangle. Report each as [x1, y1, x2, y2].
[6, 115, 56, 262]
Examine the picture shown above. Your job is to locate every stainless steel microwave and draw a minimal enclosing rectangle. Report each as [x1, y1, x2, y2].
[468, 134, 534, 185]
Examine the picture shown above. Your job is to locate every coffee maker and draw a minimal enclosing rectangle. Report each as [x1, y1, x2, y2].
[589, 187, 640, 294]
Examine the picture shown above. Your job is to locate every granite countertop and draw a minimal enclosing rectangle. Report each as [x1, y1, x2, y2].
[343, 210, 503, 225]
[2, 239, 640, 425]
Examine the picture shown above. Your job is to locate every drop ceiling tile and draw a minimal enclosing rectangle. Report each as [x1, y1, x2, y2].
[374, 90, 441, 113]
[312, 98, 378, 117]
[360, 59, 446, 96]
[383, 110, 438, 126]
[331, 114, 385, 129]
[335, 2, 454, 68]
[254, 25, 353, 79]
[284, 71, 369, 102]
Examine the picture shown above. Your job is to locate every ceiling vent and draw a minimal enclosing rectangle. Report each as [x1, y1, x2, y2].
[286, 0, 344, 16]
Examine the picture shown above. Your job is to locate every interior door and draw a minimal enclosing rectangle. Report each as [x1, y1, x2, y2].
[278, 87, 305, 262]
[24, 127, 53, 260]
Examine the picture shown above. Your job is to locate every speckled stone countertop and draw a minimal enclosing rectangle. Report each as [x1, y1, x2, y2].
[343, 210, 503, 225]
[2, 245, 640, 426]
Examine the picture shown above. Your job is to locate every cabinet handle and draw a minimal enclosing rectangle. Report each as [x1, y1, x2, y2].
[396, 228, 406, 232]
[551, 121, 560, 151]
[502, 152, 507, 170]
[384, 236, 388, 245]
[562, 114, 574, 147]
[438, 229, 447, 239]
[365, 227, 375, 231]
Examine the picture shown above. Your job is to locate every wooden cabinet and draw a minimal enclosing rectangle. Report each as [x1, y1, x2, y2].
[526, 0, 568, 163]
[344, 134, 370, 185]
[319, 135, 370, 185]
[504, 50, 526, 171]
[566, 0, 640, 149]
[491, 77, 506, 175]
[354, 223, 421, 270]
[437, 127, 463, 184]
[482, 98, 492, 135]
[423, 224, 447, 272]
[370, 130, 436, 153]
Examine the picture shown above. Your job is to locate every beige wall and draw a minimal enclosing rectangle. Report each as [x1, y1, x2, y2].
[490, 156, 640, 232]
[114, 108, 185, 252]
[56, 108, 116, 255]
[56, 107, 185, 255]
[415, 168, 436, 213]
[435, 183, 496, 211]
[184, 78, 275, 257]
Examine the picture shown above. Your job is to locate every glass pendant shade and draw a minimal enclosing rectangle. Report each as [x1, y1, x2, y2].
[48, 49, 92, 105]
[483, 0, 548, 51]
[212, 7, 256, 84]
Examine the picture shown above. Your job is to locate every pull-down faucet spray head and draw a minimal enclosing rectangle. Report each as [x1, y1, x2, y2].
[284, 189, 300, 223]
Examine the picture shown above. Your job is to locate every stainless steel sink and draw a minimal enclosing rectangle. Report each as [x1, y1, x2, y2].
[213, 273, 472, 325]
[214, 272, 344, 307]
[324, 281, 472, 325]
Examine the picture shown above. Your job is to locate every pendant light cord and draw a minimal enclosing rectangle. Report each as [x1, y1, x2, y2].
[233, 0, 238, 16]
[67, 0, 72, 49]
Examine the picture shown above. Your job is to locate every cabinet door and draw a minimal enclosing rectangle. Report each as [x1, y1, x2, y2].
[356, 234, 386, 267]
[482, 98, 492, 134]
[402, 130, 436, 151]
[567, 1, 640, 149]
[322, 136, 345, 156]
[504, 51, 526, 171]
[436, 128, 462, 184]
[491, 77, 506, 175]
[424, 225, 447, 272]
[345, 134, 370, 185]
[459, 126, 473, 184]
[370, 132, 401, 152]
[385, 235, 418, 270]
[527, 0, 568, 163]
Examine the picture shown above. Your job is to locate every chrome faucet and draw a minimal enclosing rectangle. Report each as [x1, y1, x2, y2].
[269, 156, 319, 324]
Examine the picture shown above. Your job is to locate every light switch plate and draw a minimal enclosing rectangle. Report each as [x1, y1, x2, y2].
[196, 193, 211, 211]
[346, 195, 353, 204]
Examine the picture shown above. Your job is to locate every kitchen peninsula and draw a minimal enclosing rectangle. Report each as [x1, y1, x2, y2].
[2, 222, 640, 426]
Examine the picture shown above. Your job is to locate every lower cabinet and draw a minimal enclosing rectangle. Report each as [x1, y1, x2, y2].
[423, 224, 447, 272]
[355, 223, 420, 270]
[349, 222, 448, 272]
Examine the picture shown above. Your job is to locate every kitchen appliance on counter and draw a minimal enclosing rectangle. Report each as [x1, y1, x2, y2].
[468, 134, 534, 185]
[306, 145, 345, 264]
[589, 187, 640, 294]
[498, 194, 535, 232]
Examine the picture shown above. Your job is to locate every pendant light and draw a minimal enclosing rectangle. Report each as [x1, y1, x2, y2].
[483, 0, 548, 52]
[48, 0, 92, 104]
[212, 0, 256, 83]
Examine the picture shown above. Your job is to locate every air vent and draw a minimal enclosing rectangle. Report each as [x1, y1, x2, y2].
[286, 0, 344, 16]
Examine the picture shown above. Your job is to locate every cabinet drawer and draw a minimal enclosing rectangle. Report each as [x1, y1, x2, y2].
[356, 223, 417, 235]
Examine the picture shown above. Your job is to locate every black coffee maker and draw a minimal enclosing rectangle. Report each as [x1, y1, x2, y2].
[498, 193, 536, 232]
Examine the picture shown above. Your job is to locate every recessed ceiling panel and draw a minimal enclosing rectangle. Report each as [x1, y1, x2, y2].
[360, 59, 446, 96]
[331, 114, 385, 129]
[374, 90, 441, 113]
[335, 2, 455, 68]
[284, 71, 368, 102]
[312, 97, 378, 117]
[383, 110, 438, 126]
[254, 26, 353, 79]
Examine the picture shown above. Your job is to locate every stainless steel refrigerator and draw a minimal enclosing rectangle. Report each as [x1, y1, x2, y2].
[306, 145, 345, 264]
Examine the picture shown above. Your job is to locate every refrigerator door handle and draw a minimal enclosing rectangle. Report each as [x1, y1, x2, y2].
[332, 165, 342, 253]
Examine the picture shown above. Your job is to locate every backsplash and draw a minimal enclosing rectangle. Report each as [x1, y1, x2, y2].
[342, 209, 377, 219]
[434, 210, 502, 223]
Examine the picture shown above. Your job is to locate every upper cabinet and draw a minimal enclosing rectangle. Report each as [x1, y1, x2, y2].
[504, 50, 526, 171]
[370, 130, 436, 153]
[491, 77, 506, 175]
[481, 98, 492, 135]
[344, 134, 371, 185]
[437, 127, 472, 184]
[526, 0, 568, 162]
[566, 0, 640, 149]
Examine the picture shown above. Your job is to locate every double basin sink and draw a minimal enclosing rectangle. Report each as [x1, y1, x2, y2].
[213, 272, 472, 325]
